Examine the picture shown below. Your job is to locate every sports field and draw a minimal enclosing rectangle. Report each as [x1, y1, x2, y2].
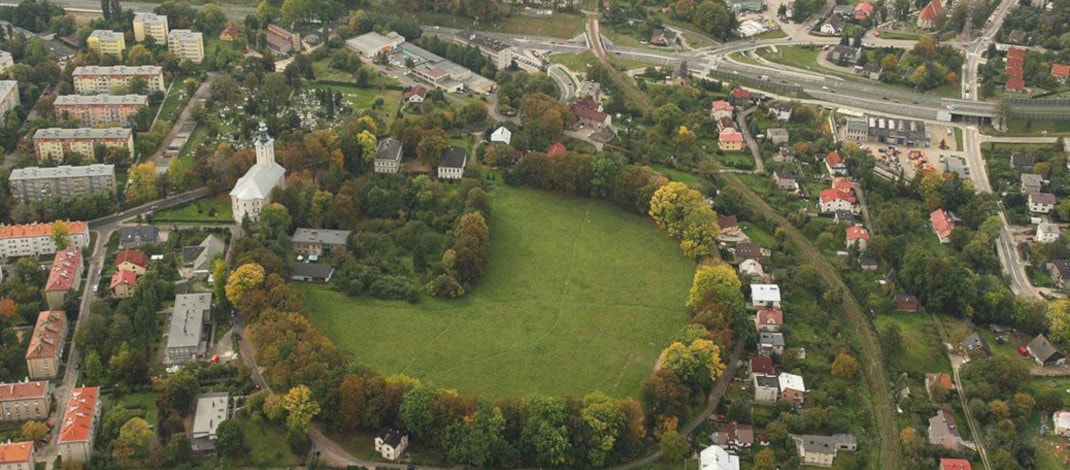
[301, 186, 694, 398]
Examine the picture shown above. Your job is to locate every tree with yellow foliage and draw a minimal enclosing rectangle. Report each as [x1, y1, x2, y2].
[225, 263, 265, 307]
[283, 384, 321, 434]
[125, 162, 158, 204]
[686, 262, 743, 311]
[50, 220, 70, 250]
[649, 182, 720, 259]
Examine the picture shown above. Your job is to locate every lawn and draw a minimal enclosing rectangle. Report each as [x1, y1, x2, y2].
[306, 81, 402, 118]
[417, 12, 585, 38]
[999, 118, 1070, 137]
[114, 392, 160, 427]
[152, 195, 233, 224]
[549, 51, 600, 73]
[156, 78, 195, 124]
[302, 186, 694, 398]
[750, 28, 788, 40]
[876, 30, 925, 41]
[230, 414, 301, 467]
[651, 164, 703, 188]
[874, 312, 952, 375]
[954, 127, 963, 150]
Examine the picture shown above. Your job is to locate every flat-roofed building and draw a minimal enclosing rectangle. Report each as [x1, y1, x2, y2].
[25, 310, 67, 380]
[87, 30, 125, 57]
[0, 441, 34, 469]
[57, 387, 101, 464]
[0, 221, 89, 258]
[191, 392, 230, 451]
[167, 30, 204, 63]
[0, 81, 19, 123]
[132, 13, 168, 43]
[9, 164, 116, 203]
[164, 293, 211, 365]
[53, 95, 148, 127]
[73, 65, 164, 94]
[346, 31, 404, 59]
[0, 380, 51, 421]
[32, 127, 134, 162]
[44, 248, 83, 310]
[454, 30, 514, 69]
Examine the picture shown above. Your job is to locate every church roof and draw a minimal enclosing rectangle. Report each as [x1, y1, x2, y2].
[230, 162, 285, 200]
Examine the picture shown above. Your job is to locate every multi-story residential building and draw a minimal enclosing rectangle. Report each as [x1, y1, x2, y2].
[0, 380, 51, 422]
[0, 51, 13, 73]
[167, 30, 204, 63]
[86, 30, 125, 57]
[25, 310, 67, 380]
[9, 164, 116, 203]
[57, 387, 101, 464]
[291, 228, 351, 257]
[0, 221, 89, 258]
[73, 66, 164, 94]
[44, 248, 83, 310]
[0, 80, 19, 123]
[132, 13, 168, 44]
[164, 293, 211, 365]
[374, 137, 403, 174]
[32, 127, 134, 162]
[0, 441, 34, 469]
[53, 95, 148, 127]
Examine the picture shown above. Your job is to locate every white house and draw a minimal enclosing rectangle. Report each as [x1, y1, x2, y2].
[819, 189, 859, 214]
[753, 374, 779, 403]
[751, 284, 781, 308]
[374, 430, 408, 461]
[230, 122, 285, 222]
[1054, 410, 1070, 437]
[739, 259, 765, 279]
[373, 137, 403, 174]
[825, 150, 848, 176]
[699, 444, 740, 470]
[490, 126, 512, 145]
[1037, 222, 1061, 243]
[1029, 192, 1056, 214]
[437, 146, 467, 180]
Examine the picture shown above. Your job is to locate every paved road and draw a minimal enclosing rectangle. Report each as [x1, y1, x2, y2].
[151, 74, 218, 175]
[548, 64, 575, 103]
[88, 187, 210, 229]
[19, 0, 256, 19]
[736, 106, 765, 174]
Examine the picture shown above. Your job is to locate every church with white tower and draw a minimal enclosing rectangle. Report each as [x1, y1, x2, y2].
[230, 121, 286, 222]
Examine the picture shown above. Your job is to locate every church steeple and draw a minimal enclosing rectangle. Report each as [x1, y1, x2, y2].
[254, 121, 275, 166]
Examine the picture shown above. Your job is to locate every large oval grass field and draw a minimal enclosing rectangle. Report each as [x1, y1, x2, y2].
[301, 185, 694, 398]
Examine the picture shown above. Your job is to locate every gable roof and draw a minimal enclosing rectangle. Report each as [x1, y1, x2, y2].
[832, 177, 854, 194]
[719, 130, 743, 143]
[403, 85, 427, 100]
[730, 88, 750, 100]
[440, 146, 467, 169]
[919, 0, 944, 20]
[26, 310, 66, 360]
[940, 458, 972, 470]
[115, 249, 147, 269]
[735, 241, 762, 259]
[193, 235, 225, 272]
[118, 225, 157, 245]
[0, 380, 49, 401]
[930, 209, 954, 239]
[751, 284, 781, 303]
[230, 161, 286, 200]
[1053, 64, 1070, 77]
[1027, 334, 1062, 363]
[699, 444, 739, 470]
[718, 215, 739, 230]
[846, 225, 869, 242]
[757, 308, 783, 326]
[109, 269, 137, 290]
[219, 24, 240, 40]
[824, 14, 843, 30]
[58, 387, 99, 444]
[45, 248, 81, 292]
[1030, 192, 1056, 205]
[713, 422, 754, 446]
[0, 221, 87, 240]
[739, 259, 765, 277]
[0, 441, 32, 464]
[491, 126, 512, 144]
[374, 137, 403, 163]
[825, 150, 844, 168]
[759, 331, 785, 346]
[820, 188, 856, 204]
[712, 100, 734, 112]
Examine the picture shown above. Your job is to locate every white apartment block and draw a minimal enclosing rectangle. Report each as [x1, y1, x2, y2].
[73, 66, 164, 95]
[53, 95, 148, 127]
[167, 30, 204, 64]
[0, 80, 19, 123]
[33, 127, 134, 162]
[0, 221, 90, 258]
[9, 164, 117, 203]
[132, 13, 168, 44]
[87, 30, 125, 57]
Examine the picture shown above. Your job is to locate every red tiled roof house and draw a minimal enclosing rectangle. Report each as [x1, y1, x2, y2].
[25, 310, 67, 380]
[115, 249, 147, 275]
[110, 269, 137, 299]
[930, 209, 955, 243]
[57, 386, 101, 464]
[846, 225, 869, 249]
[44, 248, 83, 310]
[825, 150, 847, 176]
[755, 308, 783, 332]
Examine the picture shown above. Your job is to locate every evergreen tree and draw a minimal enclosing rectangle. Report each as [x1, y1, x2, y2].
[101, 0, 111, 21]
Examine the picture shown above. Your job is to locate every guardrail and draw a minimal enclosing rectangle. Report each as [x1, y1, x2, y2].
[706, 68, 805, 96]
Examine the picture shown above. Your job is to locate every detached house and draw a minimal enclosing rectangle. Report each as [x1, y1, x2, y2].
[1052, 64, 1070, 83]
[750, 284, 781, 308]
[712, 422, 753, 451]
[739, 259, 766, 280]
[115, 249, 147, 275]
[845, 225, 869, 249]
[734, 242, 763, 263]
[749, 356, 774, 379]
[769, 101, 793, 121]
[755, 308, 782, 332]
[928, 410, 963, 450]
[291, 228, 351, 257]
[940, 458, 973, 470]
[820, 15, 844, 35]
[773, 172, 798, 191]
[792, 434, 857, 467]
[753, 374, 780, 403]
[930, 209, 955, 243]
[438, 147, 467, 180]
[819, 189, 858, 214]
[825, 151, 847, 176]
[1027, 334, 1065, 366]
[710, 100, 734, 120]
[375, 429, 408, 461]
[894, 294, 921, 312]
[1021, 173, 1043, 194]
[779, 373, 806, 405]
[1029, 192, 1056, 214]
[699, 444, 739, 470]
[829, 45, 861, 64]
[1050, 260, 1070, 291]
[718, 129, 744, 152]
[767, 128, 789, 144]
[758, 332, 785, 356]
[403, 85, 427, 104]
[650, 28, 678, 46]
[925, 373, 955, 398]
[109, 269, 137, 299]
[1037, 222, 1061, 243]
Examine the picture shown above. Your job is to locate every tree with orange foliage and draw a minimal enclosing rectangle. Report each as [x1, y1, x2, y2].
[0, 299, 16, 320]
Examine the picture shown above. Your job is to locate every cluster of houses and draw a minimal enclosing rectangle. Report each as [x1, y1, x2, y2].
[711, 100, 744, 152]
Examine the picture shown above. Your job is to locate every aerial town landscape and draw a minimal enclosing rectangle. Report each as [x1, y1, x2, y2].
[0, 0, 1063, 468]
